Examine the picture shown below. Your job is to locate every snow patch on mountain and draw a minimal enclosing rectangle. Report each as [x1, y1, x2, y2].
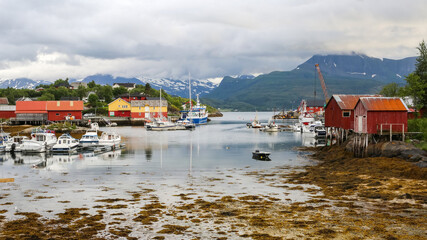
[0, 78, 51, 89]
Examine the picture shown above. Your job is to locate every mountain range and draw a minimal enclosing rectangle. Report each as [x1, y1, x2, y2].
[202, 54, 416, 111]
[0, 54, 416, 110]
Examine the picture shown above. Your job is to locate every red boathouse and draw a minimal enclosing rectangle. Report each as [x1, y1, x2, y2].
[325, 94, 379, 130]
[354, 97, 408, 134]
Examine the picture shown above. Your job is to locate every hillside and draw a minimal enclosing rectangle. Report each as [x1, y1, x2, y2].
[203, 54, 416, 111]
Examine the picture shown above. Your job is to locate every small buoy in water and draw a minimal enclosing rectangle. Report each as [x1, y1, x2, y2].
[226, 146, 230, 149]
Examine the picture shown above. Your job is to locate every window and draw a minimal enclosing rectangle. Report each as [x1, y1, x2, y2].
[343, 111, 350, 117]
[56, 113, 60, 116]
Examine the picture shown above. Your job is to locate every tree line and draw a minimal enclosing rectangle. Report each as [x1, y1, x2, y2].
[379, 40, 427, 110]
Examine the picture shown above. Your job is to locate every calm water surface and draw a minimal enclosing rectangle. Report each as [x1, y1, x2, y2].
[0, 112, 316, 219]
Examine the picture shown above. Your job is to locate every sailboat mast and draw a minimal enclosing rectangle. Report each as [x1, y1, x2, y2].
[159, 88, 162, 118]
[188, 73, 192, 109]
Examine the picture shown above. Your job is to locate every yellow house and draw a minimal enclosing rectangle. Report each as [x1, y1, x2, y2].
[108, 98, 131, 117]
[131, 99, 168, 118]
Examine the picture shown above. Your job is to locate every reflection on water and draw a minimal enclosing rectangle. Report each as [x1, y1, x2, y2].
[0, 112, 321, 219]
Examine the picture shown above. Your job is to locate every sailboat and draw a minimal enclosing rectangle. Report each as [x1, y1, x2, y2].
[146, 88, 177, 131]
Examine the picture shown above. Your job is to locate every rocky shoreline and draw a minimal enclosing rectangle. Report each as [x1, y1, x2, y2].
[0, 140, 425, 239]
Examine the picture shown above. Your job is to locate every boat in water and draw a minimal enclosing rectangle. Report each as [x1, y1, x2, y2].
[21, 129, 57, 153]
[52, 133, 80, 153]
[146, 118, 177, 131]
[5, 135, 29, 152]
[79, 124, 100, 148]
[252, 150, 271, 161]
[146, 88, 178, 131]
[180, 94, 208, 125]
[99, 131, 121, 148]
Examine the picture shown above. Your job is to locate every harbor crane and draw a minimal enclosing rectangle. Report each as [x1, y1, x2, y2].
[315, 63, 329, 103]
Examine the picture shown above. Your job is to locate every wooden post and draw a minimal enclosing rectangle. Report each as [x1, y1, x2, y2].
[390, 124, 392, 142]
[402, 124, 405, 141]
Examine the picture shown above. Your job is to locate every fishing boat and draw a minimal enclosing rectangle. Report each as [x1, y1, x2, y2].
[99, 131, 121, 148]
[262, 118, 280, 132]
[5, 135, 29, 152]
[79, 124, 100, 148]
[252, 150, 271, 161]
[179, 75, 208, 125]
[52, 133, 80, 153]
[21, 129, 57, 153]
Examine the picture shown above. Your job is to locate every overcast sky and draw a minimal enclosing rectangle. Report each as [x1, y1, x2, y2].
[0, 0, 426, 82]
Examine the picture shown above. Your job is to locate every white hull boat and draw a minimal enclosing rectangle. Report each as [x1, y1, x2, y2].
[5, 136, 29, 152]
[52, 133, 80, 153]
[99, 132, 121, 148]
[79, 129, 99, 148]
[21, 131, 57, 153]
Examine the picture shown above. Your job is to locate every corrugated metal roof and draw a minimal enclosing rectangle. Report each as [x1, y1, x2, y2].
[46, 101, 84, 111]
[16, 101, 47, 112]
[332, 94, 380, 110]
[359, 97, 408, 111]
[0, 105, 15, 111]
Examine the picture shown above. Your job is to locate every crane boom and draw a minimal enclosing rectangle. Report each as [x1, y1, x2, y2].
[315, 63, 329, 103]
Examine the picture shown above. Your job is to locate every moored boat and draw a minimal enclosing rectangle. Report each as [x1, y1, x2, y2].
[99, 131, 121, 148]
[252, 150, 271, 161]
[21, 129, 57, 153]
[5, 135, 29, 152]
[79, 129, 99, 148]
[52, 133, 79, 153]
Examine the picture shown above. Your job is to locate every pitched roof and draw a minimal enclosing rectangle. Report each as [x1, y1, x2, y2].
[0, 97, 9, 105]
[46, 101, 84, 111]
[16, 101, 47, 113]
[329, 94, 380, 110]
[358, 97, 408, 111]
[118, 92, 147, 98]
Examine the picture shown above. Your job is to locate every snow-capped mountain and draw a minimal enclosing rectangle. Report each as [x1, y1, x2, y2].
[0, 78, 51, 89]
[76, 74, 219, 97]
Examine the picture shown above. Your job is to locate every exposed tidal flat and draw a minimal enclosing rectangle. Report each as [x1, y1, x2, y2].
[0, 112, 426, 239]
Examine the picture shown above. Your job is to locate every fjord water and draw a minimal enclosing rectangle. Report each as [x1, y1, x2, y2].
[0, 112, 314, 218]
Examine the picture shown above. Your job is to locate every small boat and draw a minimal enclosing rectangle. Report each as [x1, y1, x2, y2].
[5, 135, 29, 152]
[99, 132, 121, 148]
[21, 129, 57, 153]
[252, 150, 271, 161]
[79, 128, 99, 148]
[314, 126, 327, 139]
[146, 118, 177, 131]
[52, 133, 79, 153]
[0, 128, 10, 152]
[262, 119, 280, 132]
[176, 119, 196, 130]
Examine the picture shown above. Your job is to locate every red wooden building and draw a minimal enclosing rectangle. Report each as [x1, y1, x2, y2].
[0, 105, 16, 119]
[325, 95, 378, 130]
[16, 100, 83, 122]
[0, 97, 15, 119]
[46, 101, 84, 121]
[354, 97, 408, 134]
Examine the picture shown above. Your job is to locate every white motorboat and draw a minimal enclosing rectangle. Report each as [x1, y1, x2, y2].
[314, 126, 327, 139]
[52, 133, 80, 153]
[175, 119, 196, 130]
[5, 135, 29, 152]
[0, 129, 10, 152]
[262, 118, 280, 132]
[79, 129, 99, 148]
[21, 130, 57, 153]
[99, 132, 121, 148]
